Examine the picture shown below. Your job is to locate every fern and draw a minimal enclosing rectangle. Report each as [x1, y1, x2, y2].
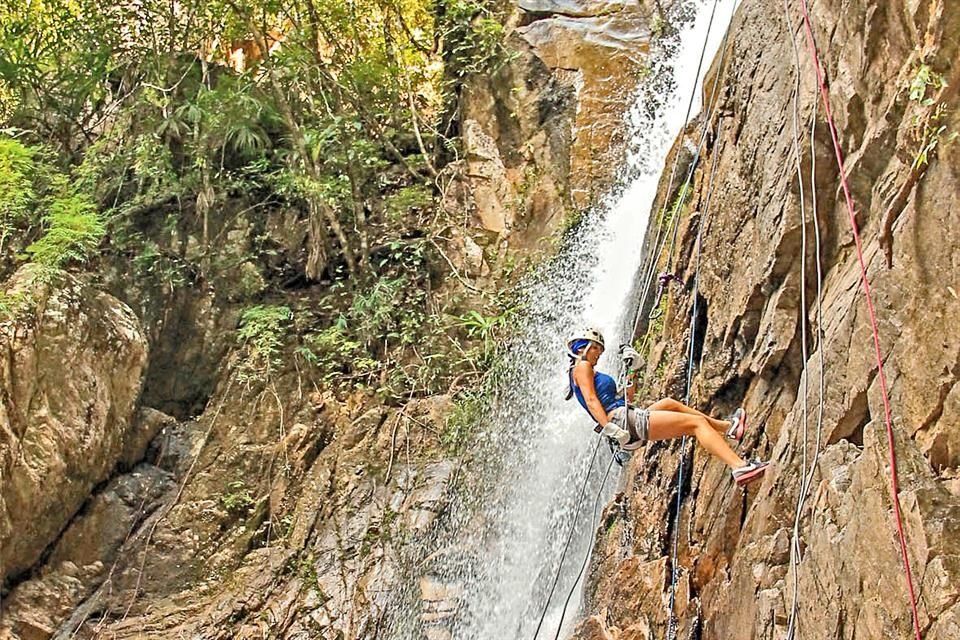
[0, 137, 37, 250]
[25, 192, 104, 269]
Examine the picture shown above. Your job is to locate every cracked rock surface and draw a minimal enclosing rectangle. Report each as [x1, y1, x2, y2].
[574, 0, 960, 638]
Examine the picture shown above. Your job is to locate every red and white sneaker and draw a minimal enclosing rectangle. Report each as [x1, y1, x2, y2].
[726, 408, 747, 442]
[732, 460, 769, 486]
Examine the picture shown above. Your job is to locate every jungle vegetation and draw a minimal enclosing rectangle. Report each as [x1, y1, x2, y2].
[0, 0, 517, 406]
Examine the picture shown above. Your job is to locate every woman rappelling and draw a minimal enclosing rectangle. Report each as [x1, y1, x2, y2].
[566, 328, 769, 486]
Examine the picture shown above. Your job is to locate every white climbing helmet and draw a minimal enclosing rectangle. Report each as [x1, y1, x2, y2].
[567, 327, 606, 353]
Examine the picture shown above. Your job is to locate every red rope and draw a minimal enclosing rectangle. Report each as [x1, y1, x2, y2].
[798, 2, 923, 638]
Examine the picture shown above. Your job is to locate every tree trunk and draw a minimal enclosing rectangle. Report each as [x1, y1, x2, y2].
[226, 0, 359, 277]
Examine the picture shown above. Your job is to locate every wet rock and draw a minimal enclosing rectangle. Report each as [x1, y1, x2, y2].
[517, 0, 654, 206]
[420, 575, 462, 636]
[1, 464, 171, 640]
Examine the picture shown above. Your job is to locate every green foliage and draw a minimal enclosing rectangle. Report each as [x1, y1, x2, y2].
[0, 136, 104, 274]
[908, 64, 956, 169]
[220, 480, 256, 516]
[384, 184, 434, 222]
[298, 322, 379, 388]
[25, 192, 104, 270]
[0, 79, 16, 121]
[298, 271, 438, 394]
[1, 0, 513, 284]
[912, 107, 952, 170]
[559, 206, 588, 238]
[351, 275, 422, 346]
[234, 262, 268, 300]
[0, 290, 29, 319]
[0, 0, 516, 420]
[908, 64, 946, 104]
[132, 242, 187, 291]
[451, 306, 514, 368]
[442, 390, 485, 453]
[237, 305, 293, 381]
[0, 138, 35, 226]
[651, 12, 669, 39]
[131, 133, 178, 197]
[659, 181, 691, 227]
[439, 0, 512, 77]
[0, 0, 119, 148]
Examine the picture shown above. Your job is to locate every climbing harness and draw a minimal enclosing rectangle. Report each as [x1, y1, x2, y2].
[610, 346, 641, 466]
[648, 272, 679, 320]
[606, 435, 628, 467]
[798, 1, 922, 638]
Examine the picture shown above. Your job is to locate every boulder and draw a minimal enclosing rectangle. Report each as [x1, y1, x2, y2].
[0, 268, 149, 584]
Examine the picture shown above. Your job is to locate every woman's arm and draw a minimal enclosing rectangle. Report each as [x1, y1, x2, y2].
[573, 361, 612, 425]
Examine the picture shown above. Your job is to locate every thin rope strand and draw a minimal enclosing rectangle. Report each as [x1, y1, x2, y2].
[799, 2, 922, 637]
[783, 0, 811, 635]
[530, 435, 603, 640]
[552, 454, 618, 640]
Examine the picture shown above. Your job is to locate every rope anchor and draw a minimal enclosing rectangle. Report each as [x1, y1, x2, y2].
[648, 271, 679, 320]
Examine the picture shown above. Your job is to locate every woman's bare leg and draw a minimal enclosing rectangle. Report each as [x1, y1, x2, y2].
[647, 398, 731, 433]
[648, 410, 745, 468]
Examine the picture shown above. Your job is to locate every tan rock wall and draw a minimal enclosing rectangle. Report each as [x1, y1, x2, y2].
[0, 268, 149, 584]
[576, 0, 960, 638]
[441, 1, 665, 282]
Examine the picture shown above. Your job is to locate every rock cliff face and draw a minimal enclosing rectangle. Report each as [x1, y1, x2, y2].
[0, 269, 149, 584]
[574, 1, 960, 638]
[0, 2, 662, 639]
[4, 0, 957, 638]
[442, 0, 659, 274]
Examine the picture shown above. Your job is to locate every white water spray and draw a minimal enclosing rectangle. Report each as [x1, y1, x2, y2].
[388, 2, 739, 638]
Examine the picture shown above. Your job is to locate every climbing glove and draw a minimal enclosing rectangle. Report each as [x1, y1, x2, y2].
[600, 421, 630, 445]
[619, 344, 642, 369]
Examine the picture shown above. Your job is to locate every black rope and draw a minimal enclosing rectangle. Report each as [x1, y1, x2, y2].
[665, 26, 731, 639]
[551, 454, 618, 640]
[530, 435, 603, 640]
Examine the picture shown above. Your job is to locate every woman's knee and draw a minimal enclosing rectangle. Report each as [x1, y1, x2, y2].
[650, 397, 682, 412]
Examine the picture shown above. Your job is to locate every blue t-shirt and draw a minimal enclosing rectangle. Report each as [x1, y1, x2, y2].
[571, 369, 624, 419]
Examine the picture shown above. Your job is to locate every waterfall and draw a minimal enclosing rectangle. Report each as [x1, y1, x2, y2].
[388, 2, 739, 638]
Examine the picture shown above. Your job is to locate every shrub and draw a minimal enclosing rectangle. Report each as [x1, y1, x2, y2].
[25, 192, 104, 269]
[220, 480, 255, 516]
[442, 390, 486, 453]
[237, 305, 293, 381]
[0, 138, 36, 226]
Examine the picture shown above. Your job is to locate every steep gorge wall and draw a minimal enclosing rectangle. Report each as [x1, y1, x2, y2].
[0, 2, 664, 639]
[576, 1, 960, 638]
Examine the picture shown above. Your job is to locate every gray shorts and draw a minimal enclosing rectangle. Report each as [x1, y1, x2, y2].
[610, 405, 650, 445]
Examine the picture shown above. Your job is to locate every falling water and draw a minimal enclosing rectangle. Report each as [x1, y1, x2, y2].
[388, 1, 739, 638]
